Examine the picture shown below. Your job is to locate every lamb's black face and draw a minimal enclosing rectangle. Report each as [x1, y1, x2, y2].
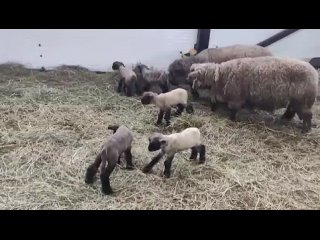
[112, 61, 125, 70]
[141, 93, 153, 105]
[148, 137, 166, 152]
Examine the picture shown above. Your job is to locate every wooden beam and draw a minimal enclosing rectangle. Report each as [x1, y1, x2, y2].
[257, 29, 300, 47]
[196, 29, 211, 53]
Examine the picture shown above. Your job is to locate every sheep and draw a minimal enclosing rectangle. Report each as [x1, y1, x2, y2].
[142, 127, 206, 178]
[112, 61, 137, 97]
[168, 44, 273, 99]
[187, 56, 319, 132]
[141, 88, 194, 126]
[85, 125, 134, 195]
[133, 63, 169, 94]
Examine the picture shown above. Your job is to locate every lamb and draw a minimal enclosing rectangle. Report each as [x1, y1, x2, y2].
[85, 125, 134, 195]
[133, 63, 169, 94]
[112, 61, 137, 97]
[187, 56, 319, 132]
[168, 44, 273, 99]
[141, 88, 194, 126]
[142, 127, 206, 178]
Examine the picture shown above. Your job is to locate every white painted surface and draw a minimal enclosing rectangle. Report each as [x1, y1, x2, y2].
[0, 29, 197, 71]
[267, 29, 320, 59]
[209, 29, 283, 48]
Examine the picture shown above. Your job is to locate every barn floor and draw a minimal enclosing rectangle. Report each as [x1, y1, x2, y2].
[1, 63, 320, 210]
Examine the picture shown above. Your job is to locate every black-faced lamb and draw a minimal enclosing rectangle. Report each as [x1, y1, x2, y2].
[133, 63, 169, 94]
[112, 61, 137, 97]
[187, 56, 319, 132]
[85, 125, 134, 195]
[168, 44, 273, 99]
[142, 127, 206, 178]
[141, 88, 194, 126]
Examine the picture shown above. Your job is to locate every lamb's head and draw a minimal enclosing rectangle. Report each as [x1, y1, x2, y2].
[107, 125, 120, 134]
[168, 58, 194, 86]
[112, 61, 125, 70]
[187, 63, 218, 89]
[148, 133, 168, 152]
[141, 92, 157, 105]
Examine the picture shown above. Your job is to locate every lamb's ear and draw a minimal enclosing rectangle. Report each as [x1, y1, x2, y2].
[160, 139, 167, 147]
[108, 125, 119, 133]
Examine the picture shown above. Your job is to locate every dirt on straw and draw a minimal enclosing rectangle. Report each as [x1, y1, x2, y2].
[0, 63, 320, 210]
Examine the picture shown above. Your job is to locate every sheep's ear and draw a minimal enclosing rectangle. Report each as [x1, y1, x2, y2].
[160, 139, 167, 146]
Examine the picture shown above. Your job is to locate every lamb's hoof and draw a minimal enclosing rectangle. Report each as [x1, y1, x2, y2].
[189, 157, 197, 161]
[164, 172, 171, 178]
[155, 122, 162, 126]
[165, 122, 171, 127]
[312, 122, 317, 128]
[142, 166, 151, 174]
[85, 178, 94, 184]
[126, 165, 135, 170]
[199, 158, 205, 164]
[102, 188, 113, 195]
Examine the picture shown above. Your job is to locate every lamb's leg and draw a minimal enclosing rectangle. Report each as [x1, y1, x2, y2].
[174, 104, 185, 116]
[160, 82, 169, 93]
[163, 154, 175, 178]
[85, 152, 102, 184]
[117, 78, 124, 93]
[142, 151, 165, 173]
[189, 147, 198, 160]
[164, 109, 171, 126]
[156, 110, 164, 125]
[124, 147, 134, 170]
[100, 151, 117, 195]
[198, 145, 206, 164]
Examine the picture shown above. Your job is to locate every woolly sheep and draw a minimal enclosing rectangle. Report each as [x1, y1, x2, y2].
[112, 61, 137, 97]
[133, 63, 169, 94]
[85, 125, 134, 195]
[142, 127, 206, 178]
[188, 56, 319, 132]
[141, 88, 194, 126]
[168, 44, 273, 99]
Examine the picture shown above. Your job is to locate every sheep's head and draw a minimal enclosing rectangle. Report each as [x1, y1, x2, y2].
[136, 63, 150, 73]
[141, 92, 156, 105]
[148, 133, 167, 152]
[168, 58, 193, 86]
[187, 63, 218, 89]
[112, 61, 125, 70]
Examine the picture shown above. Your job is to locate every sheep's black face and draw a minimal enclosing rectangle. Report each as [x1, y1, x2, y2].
[141, 94, 153, 105]
[168, 60, 190, 85]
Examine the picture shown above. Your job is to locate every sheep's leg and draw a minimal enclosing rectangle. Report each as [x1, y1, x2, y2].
[198, 145, 206, 164]
[189, 147, 198, 160]
[156, 110, 164, 125]
[174, 104, 184, 116]
[296, 107, 313, 132]
[124, 147, 134, 170]
[160, 82, 169, 93]
[163, 154, 175, 178]
[281, 104, 296, 121]
[125, 81, 134, 97]
[117, 78, 124, 93]
[142, 151, 165, 173]
[85, 152, 102, 184]
[135, 82, 143, 95]
[100, 152, 116, 195]
[227, 101, 243, 121]
[164, 109, 171, 126]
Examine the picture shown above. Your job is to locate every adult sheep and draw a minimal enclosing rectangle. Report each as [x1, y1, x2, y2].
[112, 61, 137, 97]
[168, 44, 273, 99]
[187, 56, 319, 132]
[133, 63, 169, 94]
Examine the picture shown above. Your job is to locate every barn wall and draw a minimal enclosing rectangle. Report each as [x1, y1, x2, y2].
[209, 29, 284, 48]
[0, 29, 197, 71]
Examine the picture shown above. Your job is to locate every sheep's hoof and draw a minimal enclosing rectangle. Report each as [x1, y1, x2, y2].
[165, 122, 171, 127]
[85, 178, 94, 184]
[155, 122, 162, 126]
[199, 160, 205, 164]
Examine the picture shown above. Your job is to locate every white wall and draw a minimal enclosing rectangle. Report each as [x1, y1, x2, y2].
[209, 29, 283, 48]
[268, 29, 320, 59]
[0, 29, 197, 71]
